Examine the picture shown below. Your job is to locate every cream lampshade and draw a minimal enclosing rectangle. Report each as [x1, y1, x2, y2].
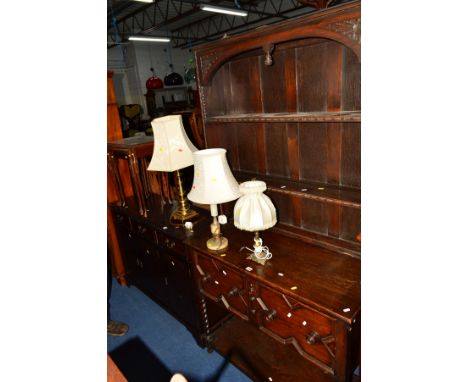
[234, 180, 277, 265]
[147, 114, 200, 225]
[187, 148, 241, 250]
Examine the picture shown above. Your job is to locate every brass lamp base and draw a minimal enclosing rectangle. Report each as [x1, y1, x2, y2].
[206, 214, 228, 250]
[207, 236, 228, 251]
[170, 169, 201, 226]
[170, 207, 200, 225]
[244, 232, 272, 265]
[247, 253, 268, 265]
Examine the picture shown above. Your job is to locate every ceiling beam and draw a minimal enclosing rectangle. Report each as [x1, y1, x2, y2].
[173, 2, 308, 48]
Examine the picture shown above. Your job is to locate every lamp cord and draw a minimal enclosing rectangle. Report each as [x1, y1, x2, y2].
[240, 245, 272, 260]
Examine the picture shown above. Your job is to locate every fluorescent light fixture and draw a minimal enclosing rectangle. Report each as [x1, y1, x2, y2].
[200, 4, 248, 17]
[128, 36, 171, 42]
[133, 0, 154, 3]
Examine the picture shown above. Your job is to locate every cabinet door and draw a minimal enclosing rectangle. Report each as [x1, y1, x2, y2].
[163, 250, 198, 328]
[127, 240, 165, 299]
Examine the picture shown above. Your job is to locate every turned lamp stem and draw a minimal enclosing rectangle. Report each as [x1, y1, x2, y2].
[207, 204, 228, 251]
[170, 169, 200, 225]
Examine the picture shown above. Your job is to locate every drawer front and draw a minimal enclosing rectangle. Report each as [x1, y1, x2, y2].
[113, 212, 132, 233]
[131, 221, 157, 243]
[256, 285, 336, 373]
[195, 253, 249, 320]
[157, 231, 185, 255]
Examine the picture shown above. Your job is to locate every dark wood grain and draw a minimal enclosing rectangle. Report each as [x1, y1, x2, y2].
[186, 222, 361, 324]
[327, 123, 343, 185]
[326, 42, 343, 112]
[341, 122, 361, 188]
[205, 63, 227, 117]
[287, 123, 300, 180]
[342, 45, 361, 111]
[265, 123, 290, 178]
[299, 122, 328, 183]
[301, 197, 328, 234]
[229, 56, 263, 114]
[255, 123, 267, 175]
[340, 206, 361, 243]
[261, 48, 297, 113]
[204, 122, 223, 149]
[211, 317, 337, 382]
[297, 41, 328, 112]
[268, 190, 293, 226]
[206, 111, 361, 123]
[327, 203, 342, 239]
[236, 123, 259, 173]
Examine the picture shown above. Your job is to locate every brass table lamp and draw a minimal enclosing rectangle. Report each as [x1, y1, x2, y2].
[147, 114, 200, 225]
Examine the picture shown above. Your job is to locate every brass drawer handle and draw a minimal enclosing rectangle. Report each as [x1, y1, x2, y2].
[219, 295, 230, 309]
[136, 258, 143, 269]
[306, 331, 320, 345]
[227, 287, 243, 297]
[202, 274, 211, 283]
[265, 309, 277, 321]
[164, 238, 175, 249]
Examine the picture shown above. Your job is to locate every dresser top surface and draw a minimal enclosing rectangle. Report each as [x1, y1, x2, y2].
[186, 222, 361, 324]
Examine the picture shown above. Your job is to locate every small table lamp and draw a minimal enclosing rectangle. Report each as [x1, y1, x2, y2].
[234, 180, 277, 265]
[187, 148, 241, 250]
[147, 114, 200, 225]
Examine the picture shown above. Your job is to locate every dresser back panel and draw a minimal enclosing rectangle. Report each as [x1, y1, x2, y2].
[199, 16, 361, 252]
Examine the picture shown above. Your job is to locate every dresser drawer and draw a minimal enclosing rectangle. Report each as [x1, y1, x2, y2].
[256, 285, 336, 374]
[132, 221, 157, 243]
[194, 253, 249, 320]
[157, 230, 185, 254]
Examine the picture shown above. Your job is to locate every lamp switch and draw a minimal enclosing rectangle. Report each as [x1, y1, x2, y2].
[218, 215, 227, 225]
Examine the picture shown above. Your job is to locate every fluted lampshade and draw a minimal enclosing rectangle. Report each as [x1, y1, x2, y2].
[187, 148, 241, 205]
[234, 181, 277, 231]
[233, 181, 276, 265]
[147, 114, 198, 172]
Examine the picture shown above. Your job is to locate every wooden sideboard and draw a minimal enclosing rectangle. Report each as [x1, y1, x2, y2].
[111, 194, 360, 381]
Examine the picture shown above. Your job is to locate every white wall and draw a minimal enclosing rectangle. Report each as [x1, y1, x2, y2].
[107, 42, 197, 118]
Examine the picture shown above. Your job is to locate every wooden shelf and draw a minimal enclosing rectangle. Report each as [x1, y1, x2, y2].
[206, 111, 360, 124]
[233, 171, 361, 209]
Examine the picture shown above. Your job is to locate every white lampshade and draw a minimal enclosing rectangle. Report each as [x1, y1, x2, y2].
[234, 181, 277, 231]
[187, 148, 241, 205]
[147, 115, 198, 172]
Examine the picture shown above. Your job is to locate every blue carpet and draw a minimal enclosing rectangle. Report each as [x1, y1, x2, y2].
[107, 278, 252, 382]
